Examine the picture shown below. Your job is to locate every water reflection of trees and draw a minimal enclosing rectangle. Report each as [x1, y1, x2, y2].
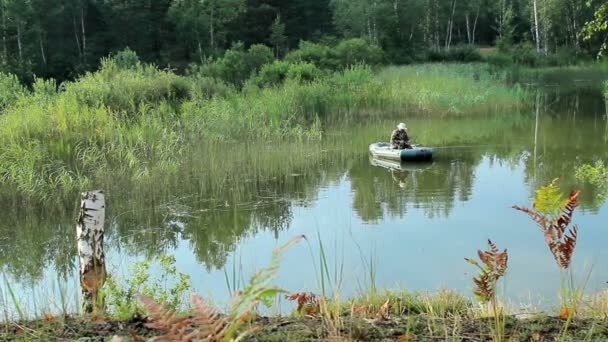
[0, 144, 349, 281]
[522, 86, 608, 211]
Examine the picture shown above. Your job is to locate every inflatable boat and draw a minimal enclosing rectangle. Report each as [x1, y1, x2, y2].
[369, 142, 433, 162]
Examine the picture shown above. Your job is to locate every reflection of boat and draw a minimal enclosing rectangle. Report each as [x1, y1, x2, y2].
[369, 155, 434, 172]
[369, 142, 433, 161]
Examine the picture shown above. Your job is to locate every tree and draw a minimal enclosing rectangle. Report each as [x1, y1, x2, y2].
[269, 14, 286, 57]
[582, 2, 608, 58]
[169, 0, 244, 61]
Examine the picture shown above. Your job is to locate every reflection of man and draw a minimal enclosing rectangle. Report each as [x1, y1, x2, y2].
[391, 170, 409, 188]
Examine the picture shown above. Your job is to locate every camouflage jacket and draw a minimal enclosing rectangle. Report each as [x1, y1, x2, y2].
[390, 129, 410, 149]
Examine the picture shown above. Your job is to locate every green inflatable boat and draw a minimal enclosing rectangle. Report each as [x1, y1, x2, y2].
[369, 142, 433, 162]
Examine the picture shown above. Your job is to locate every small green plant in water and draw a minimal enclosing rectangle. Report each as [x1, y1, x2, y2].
[465, 239, 508, 342]
[101, 254, 191, 320]
[576, 162, 608, 201]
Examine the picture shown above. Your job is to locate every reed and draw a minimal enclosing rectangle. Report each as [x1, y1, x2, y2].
[0, 61, 529, 199]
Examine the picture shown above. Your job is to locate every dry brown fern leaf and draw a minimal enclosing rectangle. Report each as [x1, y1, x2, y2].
[465, 239, 508, 302]
[285, 292, 320, 316]
[137, 294, 235, 342]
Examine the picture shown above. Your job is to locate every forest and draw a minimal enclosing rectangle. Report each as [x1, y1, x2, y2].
[0, 0, 607, 83]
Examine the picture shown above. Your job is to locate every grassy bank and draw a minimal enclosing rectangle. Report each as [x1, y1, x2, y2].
[2, 289, 607, 341]
[0, 60, 528, 199]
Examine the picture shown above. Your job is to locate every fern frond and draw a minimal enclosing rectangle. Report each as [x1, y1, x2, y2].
[140, 294, 191, 341]
[466, 240, 508, 303]
[512, 205, 549, 231]
[187, 293, 230, 341]
[554, 191, 580, 236]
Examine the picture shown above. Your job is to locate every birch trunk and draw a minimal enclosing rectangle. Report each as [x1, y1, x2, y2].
[77, 190, 107, 314]
[1, 4, 6, 65]
[73, 16, 81, 58]
[472, 5, 479, 45]
[533, 0, 541, 53]
[81, 6, 86, 57]
[39, 33, 46, 65]
[209, 6, 215, 52]
[465, 13, 471, 44]
[16, 22, 22, 63]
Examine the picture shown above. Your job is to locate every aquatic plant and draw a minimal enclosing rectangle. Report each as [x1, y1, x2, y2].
[576, 162, 608, 201]
[466, 240, 508, 342]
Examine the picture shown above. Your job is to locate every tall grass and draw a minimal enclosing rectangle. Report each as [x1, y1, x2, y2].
[0, 61, 528, 199]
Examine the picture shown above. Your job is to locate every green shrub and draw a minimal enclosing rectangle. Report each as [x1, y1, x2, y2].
[111, 47, 141, 70]
[196, 43, 275, 86]
[286, 62, 323, 82]
[0, 72, 28, 112]
[64, 58, 191, 116]
[101, 254, 191, 319]
[251, 60, 291, 88]
[285, 40, 337, 70]
[190, 75, 234, 99]
[249, 61, 323, 88]
[334, 38, 384, 66]
[426, 45, 482, 62]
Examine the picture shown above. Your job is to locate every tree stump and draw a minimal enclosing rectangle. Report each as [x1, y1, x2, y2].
[77, 190, 107, 314]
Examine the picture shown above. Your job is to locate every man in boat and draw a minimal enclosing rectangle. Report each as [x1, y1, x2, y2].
[390, 122, 412, 149]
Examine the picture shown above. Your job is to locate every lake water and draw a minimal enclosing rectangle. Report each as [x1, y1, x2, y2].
[1, 68, 607, 317]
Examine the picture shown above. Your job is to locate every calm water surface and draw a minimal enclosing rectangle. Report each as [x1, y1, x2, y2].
[1, 69, 607, 316]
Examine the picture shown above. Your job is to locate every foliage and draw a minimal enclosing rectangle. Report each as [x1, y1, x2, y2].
[111, 48, 141, 70]
[0, 72, 28, 112]
[576, 162, 608, 200]
[465, 240, 508, 342]
[486, 44, 584, 67]
[285, 41, 338, 70]
[197, 43, 275, 86]
[0, 0, 604, 84]
[582, 2, 608, 58]
[140, 293, 252, 342]
[101, 255, 192, 320]
[426, 45, 483, 63]
[513, 182, 589, 322]
[333, 38, 384, 66]
[513, 189, 580, 270]
[465, 240, 508, 303]
[286, 292, 320, 316]
[111, 235, 304, 342]
[0, 63, 528, 198]
[533, 178, 570, 215]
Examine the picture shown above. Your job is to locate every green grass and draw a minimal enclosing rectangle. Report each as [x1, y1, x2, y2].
[0, 61, 528, 199]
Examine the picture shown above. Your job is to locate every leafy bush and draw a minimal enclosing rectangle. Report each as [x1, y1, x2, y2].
[111, 47, 141, 70]
[190, 75, 234, 99]
[486, 43, 583, 67]
[427, 45, 482, 62]
[249, 61, 323, 88]
[0, 72, 28, 112]
[286, 62, 323, 82]
[64, 58, 191, 116]
[101, 254, 191, 319]
[334, 38, 384, 66]
[285, 40, 337, 70]
[251, 60, 291, 87]
[197, 43, 275, 86]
